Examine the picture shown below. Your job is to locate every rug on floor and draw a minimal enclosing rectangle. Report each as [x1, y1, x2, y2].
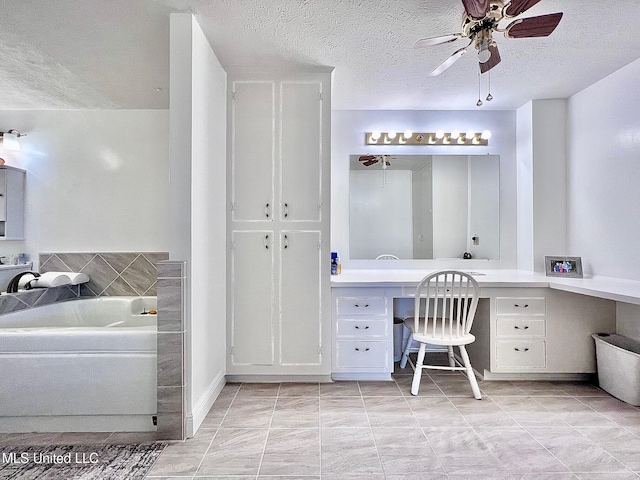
[0, 443, 167, 480]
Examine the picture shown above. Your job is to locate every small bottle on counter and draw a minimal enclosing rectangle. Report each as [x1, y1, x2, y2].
[331, 252, 339, 275]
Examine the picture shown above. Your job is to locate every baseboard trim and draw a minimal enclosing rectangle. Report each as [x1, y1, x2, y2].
[331, 372, 393, 381]
[225, 374, 334, 383]
[187, 370, 226, 438]
[482, 370, 596, 381]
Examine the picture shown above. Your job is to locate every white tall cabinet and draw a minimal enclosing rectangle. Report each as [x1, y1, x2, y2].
[227, 71, 332, 380]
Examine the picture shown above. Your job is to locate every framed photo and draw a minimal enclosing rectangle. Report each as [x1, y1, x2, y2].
[545, 256, 583, 278]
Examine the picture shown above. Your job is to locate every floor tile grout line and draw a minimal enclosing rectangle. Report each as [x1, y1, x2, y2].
[191, 383, 241, 478]
[254, 382, 281, 479]
[359, 380, 386, 478]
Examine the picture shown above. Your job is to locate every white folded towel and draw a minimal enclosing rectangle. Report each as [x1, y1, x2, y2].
[32, 271, 90, 286]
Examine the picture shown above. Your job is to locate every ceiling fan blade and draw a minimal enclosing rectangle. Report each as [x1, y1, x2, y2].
[461, 0, 491, 19]
[503, 0, 542, 18]
[359, 155, 376, 162]
[428, 46, 468, 76]
[414, 34, 462, 48]
[505, 12, 563, 38]
[363, 159, 378, 167]
[479, 44, 501, 73]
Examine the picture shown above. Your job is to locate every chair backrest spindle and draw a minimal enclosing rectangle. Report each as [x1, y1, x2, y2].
[413, 270, 480, 340]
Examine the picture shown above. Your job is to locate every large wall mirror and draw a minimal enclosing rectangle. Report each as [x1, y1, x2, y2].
[349, 154, 500, 260]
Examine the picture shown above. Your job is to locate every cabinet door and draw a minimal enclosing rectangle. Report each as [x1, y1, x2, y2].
[230, 231, 275, 365]
[231, 81, 275, 222]
[280, 82, 323, 222]
[280, 230, 322, 365]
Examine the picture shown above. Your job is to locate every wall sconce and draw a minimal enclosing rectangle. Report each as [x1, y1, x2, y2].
[0, 130, 27, 152]
[365, 130, 490, 146]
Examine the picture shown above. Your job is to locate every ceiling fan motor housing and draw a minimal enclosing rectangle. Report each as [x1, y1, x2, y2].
[462, 0, 504, 39]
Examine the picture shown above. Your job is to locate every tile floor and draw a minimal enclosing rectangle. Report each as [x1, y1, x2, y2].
[3, 355, 640, 479]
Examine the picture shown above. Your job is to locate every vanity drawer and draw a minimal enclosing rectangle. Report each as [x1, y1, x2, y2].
[496, 318, 545, 337]
[336, 341, 388, 369]
[336, 297, 387, 316]
[496, 340, 546, 369]
[336, 319, 387, 338]
[496, 297, 546, 316]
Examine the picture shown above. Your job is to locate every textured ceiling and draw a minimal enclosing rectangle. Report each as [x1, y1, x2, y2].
[0, 0, 639, 110]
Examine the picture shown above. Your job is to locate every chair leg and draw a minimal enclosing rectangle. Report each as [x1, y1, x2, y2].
[447, 346, 455, 367]
[410, 343, 426, 396]
[399, 331, 413, 369]
[459, 345, 481, 400]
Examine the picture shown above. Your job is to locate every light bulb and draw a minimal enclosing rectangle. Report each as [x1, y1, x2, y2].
[481, 130, 491, 140]
[403, 129, 413, 139]
[451, 130, 460, 140]
[370, 130, 381, 142]
[387, 131, 397, 139]
[1, 132, 20, 152]
[465, 130, 475, 140]
[435, 130, 445, 139]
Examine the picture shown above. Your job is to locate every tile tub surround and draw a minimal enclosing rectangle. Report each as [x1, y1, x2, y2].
[0, 285, 79, 316]
[39, 252, 169, 297]
[141, 357, 640, 478]
[156, 260, 187, 441]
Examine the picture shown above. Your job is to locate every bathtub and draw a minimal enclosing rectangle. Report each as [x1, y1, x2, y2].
[0, 296, 157, 433]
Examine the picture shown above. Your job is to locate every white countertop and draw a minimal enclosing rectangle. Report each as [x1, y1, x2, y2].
[331, 269, 640, 305]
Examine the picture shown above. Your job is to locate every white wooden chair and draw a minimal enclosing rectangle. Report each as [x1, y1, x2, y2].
[399, 270, 482, 399]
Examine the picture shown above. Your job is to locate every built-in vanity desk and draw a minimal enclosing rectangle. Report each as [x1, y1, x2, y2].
[331, 269, 639, 381]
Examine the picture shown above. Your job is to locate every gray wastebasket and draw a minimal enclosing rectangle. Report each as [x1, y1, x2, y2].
[592, 333, 640, 406]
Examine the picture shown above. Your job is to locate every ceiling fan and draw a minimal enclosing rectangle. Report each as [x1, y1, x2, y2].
[416, 0, 563, 76]
[358, 155, 393, 167]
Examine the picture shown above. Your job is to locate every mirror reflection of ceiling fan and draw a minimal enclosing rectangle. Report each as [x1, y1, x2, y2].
[358, 155, 396, 168]
[416, 0, 563, 76]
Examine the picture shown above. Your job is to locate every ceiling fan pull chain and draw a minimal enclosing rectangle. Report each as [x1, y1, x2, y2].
[476, 73, 483, 107]
[486, 69, 493, 101]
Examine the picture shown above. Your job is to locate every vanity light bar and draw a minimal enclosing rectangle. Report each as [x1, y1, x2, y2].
[365, 130, 490, 146]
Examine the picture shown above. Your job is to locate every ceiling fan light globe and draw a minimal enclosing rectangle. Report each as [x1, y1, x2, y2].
[478, 48, 491, 63]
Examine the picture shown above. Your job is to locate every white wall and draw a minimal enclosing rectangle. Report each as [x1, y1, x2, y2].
[516, 99, 568, 273]
[332, 109, 517, 269]
[0, 110, 169, 265]
[169, 13, 227, 436]
[567, 58, 640, 281]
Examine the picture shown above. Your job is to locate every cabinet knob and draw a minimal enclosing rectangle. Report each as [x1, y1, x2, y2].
[514, 325, 529, 330]
[354, 304, 369, 309]
[265, 203, 270, 218]
[514, 347, 530, 352]
[355, 347, 370, 352]
[514, 304, 529, 308]
[355, 325, 370, 330]
[284, 202, 289, 218]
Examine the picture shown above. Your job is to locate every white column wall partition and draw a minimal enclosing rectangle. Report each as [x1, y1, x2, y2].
[516, 99, 568, 273]
[169, 13, 227, 438]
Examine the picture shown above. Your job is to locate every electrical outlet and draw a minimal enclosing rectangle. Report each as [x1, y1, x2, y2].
[472, 236, 479, 245]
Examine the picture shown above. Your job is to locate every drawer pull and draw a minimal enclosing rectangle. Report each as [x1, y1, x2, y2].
[355, 325, 370, 330]
[514, 304, 529, 308]
[514, 326, 529, 330]
[355, 347, 370, 352]
[354, 304, 370, 309]
[514, 347, 530, 352]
